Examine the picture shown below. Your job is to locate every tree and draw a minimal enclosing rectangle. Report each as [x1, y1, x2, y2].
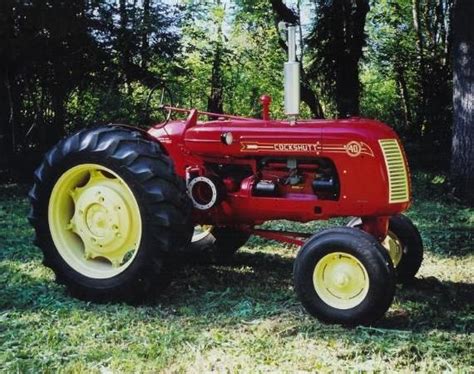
[207, 1, 225, 115]
[411, 0, 453, 157]
[228, 0, 288, 117]
[450, 0, 474, 202]
[0, 1, 15, 165]
[0, 0, 183, 179]
[0, 0, 106, 151]
[307, 0, 370, 117]
[363, 0, 419, 134]
[269, 0, 324, 118]
[0, 0, 463, 182]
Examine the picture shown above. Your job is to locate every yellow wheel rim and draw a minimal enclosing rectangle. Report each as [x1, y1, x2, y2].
[191, 225, 213, 242]
[382, 231, 403, 266]
[48, 164, 142, 279]
[313, 252, 369, 310]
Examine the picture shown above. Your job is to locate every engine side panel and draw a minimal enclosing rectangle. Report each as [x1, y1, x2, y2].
[148, 117, 411, 225]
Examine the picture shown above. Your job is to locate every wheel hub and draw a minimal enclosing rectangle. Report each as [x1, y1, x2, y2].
[48, 164, 142, 278]
[382, 231, 403, 266]
[69, 171, 136, 266]
[333, 272, 350, 288]
[313, 252, 369, 310]
[85, 204, 107, 237]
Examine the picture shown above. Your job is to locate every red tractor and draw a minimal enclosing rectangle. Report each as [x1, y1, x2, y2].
[29, 26, 423, 325]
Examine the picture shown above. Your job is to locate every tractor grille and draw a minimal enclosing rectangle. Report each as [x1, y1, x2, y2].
[379, 139, 410, 203]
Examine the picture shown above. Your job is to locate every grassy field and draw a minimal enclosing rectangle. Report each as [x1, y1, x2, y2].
[0, 172, 473, 372]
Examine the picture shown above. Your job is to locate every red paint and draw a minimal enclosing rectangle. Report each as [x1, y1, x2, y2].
[246, 228, 312, 246]
[147, 108, 412, 242]
[260, 95, 272, 120]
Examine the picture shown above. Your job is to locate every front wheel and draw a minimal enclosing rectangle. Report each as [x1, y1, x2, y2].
[293, 227, 396, 325]
[347, 215, 423, 283]
[29, 126, 193, 302]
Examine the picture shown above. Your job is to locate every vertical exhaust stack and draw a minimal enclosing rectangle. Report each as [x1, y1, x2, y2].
[284, 25, 300, 120]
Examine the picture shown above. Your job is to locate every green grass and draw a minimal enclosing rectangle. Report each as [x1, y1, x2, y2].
[0, 172, 473, 372]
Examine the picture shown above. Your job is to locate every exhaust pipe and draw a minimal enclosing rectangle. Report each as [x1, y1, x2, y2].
[284, 25, 300, 119]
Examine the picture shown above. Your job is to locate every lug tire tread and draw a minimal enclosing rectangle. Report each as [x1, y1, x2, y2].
[29, 125, 193, 302]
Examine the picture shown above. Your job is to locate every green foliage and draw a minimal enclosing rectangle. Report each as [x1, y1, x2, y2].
[0, 174, 473, 371]
[0, 0, 458, 177]
[362, 0, 453, 160]
[226, 13, 287, 117]
[306, 0, 370, 116]
[360, 67, 403, 128]
[175, 0, 287, 117]
[0, 0, 183, 154]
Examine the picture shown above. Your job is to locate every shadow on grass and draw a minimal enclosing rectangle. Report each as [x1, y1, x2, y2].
[2, 250, 471, 335]
[174, 251, 473, 332]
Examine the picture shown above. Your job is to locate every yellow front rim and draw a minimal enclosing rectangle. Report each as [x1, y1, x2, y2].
[48, 164, 142, 279]
[313, 252, 369, 310]
[382, 231, 403, 266]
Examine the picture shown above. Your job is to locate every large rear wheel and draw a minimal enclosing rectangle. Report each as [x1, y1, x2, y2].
[29, 126, 193, 302]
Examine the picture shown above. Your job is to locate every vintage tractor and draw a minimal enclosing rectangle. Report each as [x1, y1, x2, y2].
[29, 26, 423, 325]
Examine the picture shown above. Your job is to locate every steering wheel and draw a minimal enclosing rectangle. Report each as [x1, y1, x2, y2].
[143, 83, 174, 125]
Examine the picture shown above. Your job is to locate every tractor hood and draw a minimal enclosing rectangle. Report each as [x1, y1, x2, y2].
[148, 115, 411, 220]
[180, 117, 399, 159]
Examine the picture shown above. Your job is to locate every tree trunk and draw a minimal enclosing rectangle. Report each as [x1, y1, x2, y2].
[394, 64, 412, 129]
[0, 68, 14, 165]
[335, 0, 369, 117]
[207, 45, 224, 116]
[412, 0, 427, 139]
[450, 0, 474, 202]
[207, 1, 224, 117]
[412, 0, 425, 71]
[335, 57, 361, 116]
[301, 80, 324, 118]
[119, 0, 132, 86]
[49, 85, 67, 148]
[0, 2, 15, 168]
[141, 0, 150, 69]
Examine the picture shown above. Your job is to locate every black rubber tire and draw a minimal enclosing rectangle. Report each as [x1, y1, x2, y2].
[386, 214, 423, 284]
[347, 215, 423, 284]
[293, 227, 396, 326]
[28, 126, 193, 302]
[188, 226, 251, 258]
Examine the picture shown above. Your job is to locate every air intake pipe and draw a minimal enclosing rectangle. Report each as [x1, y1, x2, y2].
[284, 25, 300, 119]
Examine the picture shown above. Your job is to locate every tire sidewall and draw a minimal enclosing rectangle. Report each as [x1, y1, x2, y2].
[388, 214, 423, 282]
[294, 229, 395, 325]
[347, 215, 424, 282]
[30, 126, 194, 301]
[35, 151, 164, 294]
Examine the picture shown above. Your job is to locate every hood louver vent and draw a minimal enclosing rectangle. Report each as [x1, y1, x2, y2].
[379, 139, 409, 204]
